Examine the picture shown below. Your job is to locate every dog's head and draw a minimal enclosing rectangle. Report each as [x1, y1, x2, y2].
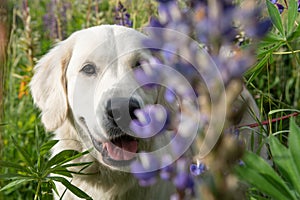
[31, 25, 176, 170]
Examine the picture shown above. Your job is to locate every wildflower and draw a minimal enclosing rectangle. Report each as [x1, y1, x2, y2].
[190, 162, 206, 176]
[129, 104, 169, 138]
[114, 2, 133, 27]
[131, 153, 160, 186]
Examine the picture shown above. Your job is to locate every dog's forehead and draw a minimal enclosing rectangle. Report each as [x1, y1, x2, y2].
[71, 26, 146, 65]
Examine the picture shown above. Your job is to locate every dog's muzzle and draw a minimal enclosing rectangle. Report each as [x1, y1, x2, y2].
[94, 97, 141, 165]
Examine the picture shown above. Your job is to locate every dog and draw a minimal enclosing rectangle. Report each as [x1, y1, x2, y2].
[30, 25, 264, 199]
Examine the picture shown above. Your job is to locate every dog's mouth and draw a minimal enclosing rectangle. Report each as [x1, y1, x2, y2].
[92, 133, 138, 166]
[103, 135, 138, 161]
[79, 116, 139, 167]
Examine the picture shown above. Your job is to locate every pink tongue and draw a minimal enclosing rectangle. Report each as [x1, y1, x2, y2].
[103, 140, 138, 161]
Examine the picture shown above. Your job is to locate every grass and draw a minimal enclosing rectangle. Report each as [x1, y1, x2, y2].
[0, 0, 299, 199]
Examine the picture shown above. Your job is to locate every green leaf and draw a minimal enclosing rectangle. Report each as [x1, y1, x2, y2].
[46, 150, 90, 169]
[236, 151, 296, 199]
[0, 160, 30, 173]
[287, 0, 298, 36]
[0, 173, 32, 180]
[0, 179, 33, 192]
[246, 54, 270, 84]
[266, 0, 285, 37]
[269, 134, 300, 194]
[236, 167, 293, 200]
[51, 170, 73, 178]
[288, 23, 300, 40]
[50, 176, 92, 200]
[40, 140, 58, 156]
[11, 137, 35, 169]
[49, 179, 59, 196]
[289, 119, 300, 183]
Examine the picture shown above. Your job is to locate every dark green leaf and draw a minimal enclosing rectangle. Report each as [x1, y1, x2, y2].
[50, 176, 92, 199]
[266, 0, 285, 37]
[269, 134, 300, 194]
[46, 149, 90, 170]
[236, 167, 293, 200]
[51, 170, 73, 178]
[0, 160, 30, 173]
[287, 0, 298, 36]
[288, 23, 300, 40]
[246, 54, 270, 84]
[236, 151, 296, 199]
[40, 140, 58, 156]
[288, 119, 300, 184]
[11, 137, 34, 169]
[0, 173, 32, 180]
[0, 179, 33, 192]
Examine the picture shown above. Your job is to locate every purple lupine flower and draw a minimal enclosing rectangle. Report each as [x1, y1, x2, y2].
[43, 0, 59, 39]
[130, 104, 169, 138]
[173, 159, 194, 191]
[130, 0, 271, 199]
[160, 155, 174, 180]
[190, 162, 206, 176]
[114, 2, 133, 27]
[238, 160, 245, 166]
[131, 153, 160, 186]
[173, 171, 194, 190]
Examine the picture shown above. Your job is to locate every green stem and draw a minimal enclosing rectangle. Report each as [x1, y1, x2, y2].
[34, 180, 41, 200]
[285, 41, 300, 107]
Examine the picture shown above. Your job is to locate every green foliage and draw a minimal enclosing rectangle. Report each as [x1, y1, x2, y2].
[0, 135, 93, 200]
[245, 0, 300, 134]
[1, 0, 300, 199]
[236, 119, 300, 200]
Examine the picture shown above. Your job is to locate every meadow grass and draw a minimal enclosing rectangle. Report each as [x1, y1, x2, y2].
[0, 0, 299, 199]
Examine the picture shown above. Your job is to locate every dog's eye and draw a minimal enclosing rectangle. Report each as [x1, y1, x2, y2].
[81, 64, 96, 75]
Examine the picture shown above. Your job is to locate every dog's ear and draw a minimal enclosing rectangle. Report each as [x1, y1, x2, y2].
[30, 36, 74, 131]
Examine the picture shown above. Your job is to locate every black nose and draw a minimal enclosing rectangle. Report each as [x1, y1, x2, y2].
[106, 97, 141, 127]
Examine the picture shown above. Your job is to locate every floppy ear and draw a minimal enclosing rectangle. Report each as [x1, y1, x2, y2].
[30, 36, 74, 131]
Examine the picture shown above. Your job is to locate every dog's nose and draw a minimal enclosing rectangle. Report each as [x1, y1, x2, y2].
[106, 97, 140, 127]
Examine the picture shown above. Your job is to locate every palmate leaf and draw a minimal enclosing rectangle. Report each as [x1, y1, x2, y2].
[269, 134, 300, 194]
[50, 176, 92, 200]
[236, 151, 295, 200]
